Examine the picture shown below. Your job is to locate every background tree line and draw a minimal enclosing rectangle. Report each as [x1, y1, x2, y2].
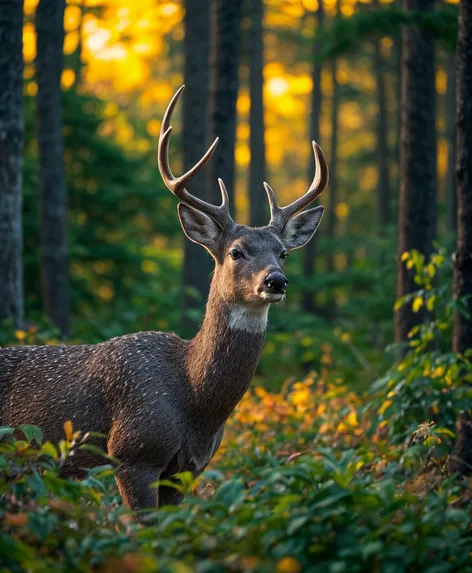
[0, 0, 471, 471]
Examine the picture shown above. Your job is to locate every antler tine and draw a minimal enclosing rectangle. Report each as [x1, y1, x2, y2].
[267, 141, 329, 231]
[263, 182, 279, 223]
[157, 85, 234, 229]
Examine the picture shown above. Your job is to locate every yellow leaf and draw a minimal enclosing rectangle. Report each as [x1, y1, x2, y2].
[432, 366, 445, 378]
[335, 202, 349, 219]
[15, 330, 26, 341]
[426, 296, 436, 312]
[412, 297, 423, 313]
[401, 251, 410, 262]
[432, 254, 445, 267]
[341, 332, 351, 343]
[426, 263, 436, 278]
[276, 557, 302, 573]
[346, 410, 358, 427]
[64, 421, 73, 442]
[378, 400, 392, 415]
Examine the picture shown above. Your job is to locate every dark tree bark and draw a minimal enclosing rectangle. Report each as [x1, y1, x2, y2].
[206, 0, 242, 213]
[248, 0, 266, 227]
[0, 0, 24, 329]
[302, 0, 324, 313]
[394, 1, 402, 173]
[449, 0, 472, 476]
[181, 0, 211, 335]
[394, 0, 437, 343]
[445, 54, 457, 235]
[326, 55, 339, 275]
[373, 33, 391, 229]
[36, 0, 70, 337]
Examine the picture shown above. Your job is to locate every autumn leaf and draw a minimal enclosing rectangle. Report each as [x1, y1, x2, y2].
[64, 420, 73, 441]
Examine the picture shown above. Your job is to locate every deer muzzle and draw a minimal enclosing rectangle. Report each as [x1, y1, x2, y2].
[263, 271, 288, 298]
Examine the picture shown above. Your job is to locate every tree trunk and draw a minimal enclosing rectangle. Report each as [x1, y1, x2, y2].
[248, 0, 266, 227]
[374, 31, 391, 229]
[394, 0, 436, 344]
[0, 0, 24, 330]
[394, 0, 402, 174]
[206, 0, 242, 213]
[445, 54, 457, 235]
[181, 0, 211, 336]
[302, 0, 324, 313]
[36, 0, 70, 337]
[326, 56, 339, 275]
[450, 0, 472, 476]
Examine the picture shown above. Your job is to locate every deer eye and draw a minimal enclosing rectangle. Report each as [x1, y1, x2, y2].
[229, 248, 242, 260]
[280, 251, 289, 260]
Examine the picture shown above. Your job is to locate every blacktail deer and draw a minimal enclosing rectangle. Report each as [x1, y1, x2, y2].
[0, 86, 328, 510]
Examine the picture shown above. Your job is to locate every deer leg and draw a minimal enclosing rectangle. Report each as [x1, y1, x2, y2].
[114, 463, 160, 510]
[157, 484, 184, 507]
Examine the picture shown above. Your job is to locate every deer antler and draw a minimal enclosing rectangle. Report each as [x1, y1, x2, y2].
[158, 85, 235, 230]
[264, 142, 329, 231]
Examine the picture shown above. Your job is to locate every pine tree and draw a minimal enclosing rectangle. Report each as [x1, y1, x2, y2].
[395, 0, 437, 344]
[302, 0, 325, 313]
[0, 0, 24, 329]
[449, 0, 472, 476]
[206, 0, 242, 213]
[36, 0, 70, 336]
[182, 0, 211, 334]
[248, 0, 267, 227]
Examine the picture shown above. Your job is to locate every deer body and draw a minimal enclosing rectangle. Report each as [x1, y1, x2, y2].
[0, 87, 328, 509]
[0, 278, 265, 507]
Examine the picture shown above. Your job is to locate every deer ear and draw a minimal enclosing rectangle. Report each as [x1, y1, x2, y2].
[281, 205, 324, 250]
[178, 203, 222, 254]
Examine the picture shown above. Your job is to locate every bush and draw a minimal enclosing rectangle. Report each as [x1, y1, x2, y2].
[1, 374, 471, 573]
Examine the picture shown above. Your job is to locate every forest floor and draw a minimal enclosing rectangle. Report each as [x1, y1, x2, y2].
[1, 364, 472, 573]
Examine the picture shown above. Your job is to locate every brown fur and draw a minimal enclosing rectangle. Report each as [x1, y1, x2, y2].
[0, 225, 293, 509]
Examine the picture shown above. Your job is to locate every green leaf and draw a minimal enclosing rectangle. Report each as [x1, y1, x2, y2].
[78, 443, 119, 463]
[0, 427, 14, 439]
[19, 425, 43, 444]
[214, 479, 245, 506]
[361, 541, 383, 560]
[433, 427, 455, 439]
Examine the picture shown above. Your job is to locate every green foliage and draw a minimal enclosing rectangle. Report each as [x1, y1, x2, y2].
[22, 89, 182, 342]
[1, 409, 471, 573]
[317, 5, 458, 60]
[370, 248, 472, 443]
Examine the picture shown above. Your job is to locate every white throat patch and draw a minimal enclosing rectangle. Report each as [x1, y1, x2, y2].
[228, 305, 269, 334]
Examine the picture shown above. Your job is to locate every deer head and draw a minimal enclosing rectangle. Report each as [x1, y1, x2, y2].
[158, 86, 328, 309]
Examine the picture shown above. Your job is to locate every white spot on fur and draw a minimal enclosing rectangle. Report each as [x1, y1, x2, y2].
[228, 305, 269, 333]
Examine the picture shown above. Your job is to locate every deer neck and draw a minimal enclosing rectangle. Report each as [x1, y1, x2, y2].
[185, 279, 269, 432]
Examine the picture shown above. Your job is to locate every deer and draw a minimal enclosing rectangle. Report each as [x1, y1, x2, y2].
[0, 86, 328, 510]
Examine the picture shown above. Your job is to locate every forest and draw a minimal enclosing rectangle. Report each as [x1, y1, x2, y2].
[0, 0, 471, 570]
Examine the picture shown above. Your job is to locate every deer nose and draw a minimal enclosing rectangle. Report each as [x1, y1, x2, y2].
[264, 271, 288, 294]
